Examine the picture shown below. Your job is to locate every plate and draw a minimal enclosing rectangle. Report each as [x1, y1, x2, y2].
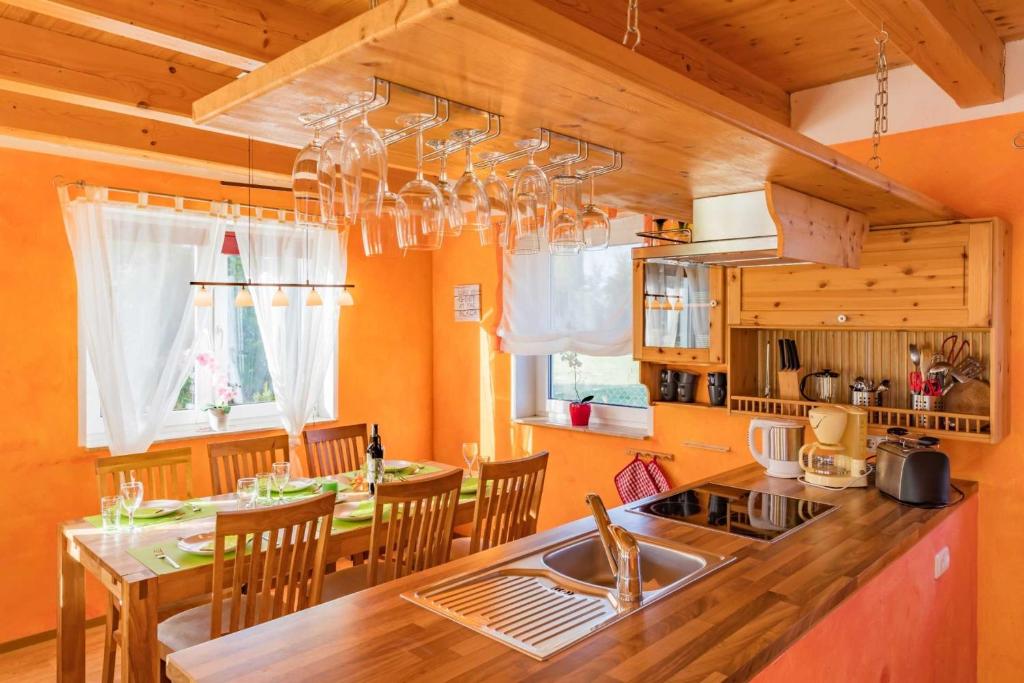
[337, 491, 371, 503]
[335, 501, 375, 522]
[283, 478, 315, 493]
[383, 459, 415, 473]
[460, 477, 479, 494]
[133, 500, 184, 519]
[177, 533, 238, 556]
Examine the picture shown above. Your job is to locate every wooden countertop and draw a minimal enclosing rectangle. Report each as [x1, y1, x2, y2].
[166, 464, 976, 682]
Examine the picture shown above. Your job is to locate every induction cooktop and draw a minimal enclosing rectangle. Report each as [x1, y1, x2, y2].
[627, 483, 837, 543]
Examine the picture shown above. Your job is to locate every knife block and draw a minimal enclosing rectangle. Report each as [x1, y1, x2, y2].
[777, 369, 802, 401]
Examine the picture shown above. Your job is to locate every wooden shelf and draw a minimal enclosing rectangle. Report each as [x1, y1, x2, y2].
[729, 395, 993, 443]
[652, 401, 726, 410]
[192, 0, 957, 224]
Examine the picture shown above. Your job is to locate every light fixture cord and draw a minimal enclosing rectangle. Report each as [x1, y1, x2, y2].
[869, 25, 889, 169]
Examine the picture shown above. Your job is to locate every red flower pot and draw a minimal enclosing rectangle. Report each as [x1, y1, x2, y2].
[569, 402, 592, 427]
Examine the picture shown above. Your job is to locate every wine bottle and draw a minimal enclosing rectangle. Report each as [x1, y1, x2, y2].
[366, 423, 384, 495]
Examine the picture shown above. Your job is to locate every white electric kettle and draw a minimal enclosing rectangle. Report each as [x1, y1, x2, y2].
[747, 418, 805, 479]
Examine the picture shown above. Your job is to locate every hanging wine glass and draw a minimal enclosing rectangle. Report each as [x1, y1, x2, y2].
[478, 151, 511, 248]
[451, 129, 491, 235]
[317, 111, 348, 231]
[396, 113, 444, 251]
[512, 138, 549, 238]
[291, 129, 324, 226]
[425, 138, 463, 237]
[547, 153, 584, 254]
[507, 221, 541, 255]
[579, 169, 611, 251]
[362, 129, 408, 257]
[342, 90, 387, 227]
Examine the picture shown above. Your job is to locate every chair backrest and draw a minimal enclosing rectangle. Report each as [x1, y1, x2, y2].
[95, 448, 193, 501]
[207, 435, 289, 495]
[302, 423, 368, 477]
[469, 451, 549, 554]
[366, 468, 463, 587]
[210, 493, 335, 639]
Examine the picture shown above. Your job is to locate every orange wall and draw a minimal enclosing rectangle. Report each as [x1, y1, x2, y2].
[0, 148, 434, 643]
[430, 112, 1024, 681]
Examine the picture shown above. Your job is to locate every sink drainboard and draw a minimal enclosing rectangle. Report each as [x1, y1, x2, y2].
[413, 573, 615, 659]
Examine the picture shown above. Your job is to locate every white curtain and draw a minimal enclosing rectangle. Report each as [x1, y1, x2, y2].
[498, 242, 633, 356]
[59, 186, 225, 455]
[237, 218, 343, 465]
[643, 263, 710, 348]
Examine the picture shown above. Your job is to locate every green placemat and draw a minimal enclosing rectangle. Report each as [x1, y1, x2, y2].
[83, 501, 219, 529]
[128, 538, 219, 575]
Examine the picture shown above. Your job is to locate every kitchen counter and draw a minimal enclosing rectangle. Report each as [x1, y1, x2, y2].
[166, 464, 977, 682]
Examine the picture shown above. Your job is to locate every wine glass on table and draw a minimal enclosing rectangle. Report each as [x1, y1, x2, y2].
[271, 462, 291, 505]
[462, 442, 480, 479]
[119, 480, 144, 532]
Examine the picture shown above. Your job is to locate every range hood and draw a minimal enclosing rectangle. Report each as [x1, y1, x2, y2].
[665, 183, 869, 268]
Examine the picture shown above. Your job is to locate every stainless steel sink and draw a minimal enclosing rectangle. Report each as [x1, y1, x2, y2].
[402, 531, 734, 660]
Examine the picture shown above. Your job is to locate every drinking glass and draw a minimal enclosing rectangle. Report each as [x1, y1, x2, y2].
[236, 477, 258, 510]
[479, 152, 513, 248]
[119, 481, 144, 532]
[256, 472, 273, 505]
[547, 154, 584, 254]
[100, 495, 121, 532]
[292, 130, 325, 226]
[425, 138, 463, 237]
[512, 139, 549, 237]
[271, 462, 291, 504]
[397, 113, 444, 251]
[462, 442, 480, 479]
[361, 128, 409, 257]
[580, 172, 611, 251]
[507, 221, 541, 255]
[318, 117, 347, 230]
[342, 91, 387, 228]
[452, 129, 491, 233]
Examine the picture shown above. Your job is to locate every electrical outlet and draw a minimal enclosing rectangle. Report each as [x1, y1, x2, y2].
[866, 435, 886, 454]
[934, 546, 951, 579]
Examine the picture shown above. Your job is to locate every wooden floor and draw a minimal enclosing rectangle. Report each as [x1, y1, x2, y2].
[0, 624, 115, 682]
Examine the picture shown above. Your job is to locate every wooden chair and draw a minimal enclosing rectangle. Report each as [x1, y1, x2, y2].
[322, 469, 463, 600]
[452, 451, 549, 559]
[157, 493, 336, 658]
[94, 448, 193, 683]
[303, 423, 368, 477]
[207, 434, 289, 495]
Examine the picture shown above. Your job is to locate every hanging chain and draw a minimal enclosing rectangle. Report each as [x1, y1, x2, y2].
[869, 26, 889, 169]
[622, 0, 641, 51]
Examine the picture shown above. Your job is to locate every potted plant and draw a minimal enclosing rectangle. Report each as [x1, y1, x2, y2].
[197, 352, 240, 431]
[560, 352, 595, 427]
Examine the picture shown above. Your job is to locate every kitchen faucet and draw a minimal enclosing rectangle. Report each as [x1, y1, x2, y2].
[584, 493, 642, 604]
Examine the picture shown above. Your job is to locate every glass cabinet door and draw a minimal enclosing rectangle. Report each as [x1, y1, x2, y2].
[643, 260, 712, 349]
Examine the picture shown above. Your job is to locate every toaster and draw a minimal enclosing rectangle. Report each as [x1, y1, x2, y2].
[875, 439, 950, 505]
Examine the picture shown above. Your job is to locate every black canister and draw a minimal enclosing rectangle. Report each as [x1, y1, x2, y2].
[676, 371, 698, 403]
[708, 372, 728, 406]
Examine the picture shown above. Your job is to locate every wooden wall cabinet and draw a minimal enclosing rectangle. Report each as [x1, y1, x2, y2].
[727, 219, 1004, 329]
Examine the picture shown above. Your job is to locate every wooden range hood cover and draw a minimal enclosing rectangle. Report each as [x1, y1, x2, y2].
[680, 183, 869, 268]
[192, 0, 960, 227]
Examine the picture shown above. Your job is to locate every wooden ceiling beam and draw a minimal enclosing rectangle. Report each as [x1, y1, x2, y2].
[0, 90, 294, 184]
[846, 0, 1005, 106]
[532, 0, 791, 125]
[1, 0, 346, 72]
[0, 18, 233, 119]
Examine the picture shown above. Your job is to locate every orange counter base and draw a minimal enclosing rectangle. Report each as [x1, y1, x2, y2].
[755, 494, 978, 681]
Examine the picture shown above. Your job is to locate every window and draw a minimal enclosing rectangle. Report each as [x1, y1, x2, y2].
[549, 352, 647, 408]
[83, 236, 336, 447]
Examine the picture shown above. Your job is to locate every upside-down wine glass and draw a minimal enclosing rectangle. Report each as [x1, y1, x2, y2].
[425, 138, 463, 237]
[512, 138, 549, 238]
[343, 91, 387, 232]
[397, 113, 444, 251]
[317, 112, 348, 231]
[579, 170, 611, 251]
[362, 128, 409, 258]
[292, 128, 325, 226]
[547, 153, 584, 254]
[478, 151, 513, 248]
[452, 129, 491, 237]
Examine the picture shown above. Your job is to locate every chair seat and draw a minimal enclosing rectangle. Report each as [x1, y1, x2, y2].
[321, 563, 375, 602]
[450, 536, 471, 560]
[157, 599, 234, 656]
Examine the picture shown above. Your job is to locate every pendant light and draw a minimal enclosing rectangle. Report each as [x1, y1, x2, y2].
[272, 286, 289, 307]
[306, 287, 323, 306]
[235, 286, 254, 307]
[194, 285, 213, 307]
[338, 289, 355, 307]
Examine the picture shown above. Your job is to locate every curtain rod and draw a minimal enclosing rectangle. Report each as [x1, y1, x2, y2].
[54, 178, 297, 220]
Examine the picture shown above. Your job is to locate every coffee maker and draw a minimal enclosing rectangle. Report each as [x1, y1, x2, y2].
[798, 405, 869, 488]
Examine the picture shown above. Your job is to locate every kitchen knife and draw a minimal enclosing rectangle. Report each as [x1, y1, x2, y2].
[778, 339, 788, 370]
[789, 339, 800, 370]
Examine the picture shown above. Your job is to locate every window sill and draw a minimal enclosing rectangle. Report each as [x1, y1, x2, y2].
[513, 416, 651, 440]
[83, 414, 335, 451]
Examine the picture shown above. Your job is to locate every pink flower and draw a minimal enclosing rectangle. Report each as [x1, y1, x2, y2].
[197, 352, 214, 368]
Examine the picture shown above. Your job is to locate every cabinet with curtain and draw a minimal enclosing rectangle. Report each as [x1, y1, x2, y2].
[632, 245, 726, 408]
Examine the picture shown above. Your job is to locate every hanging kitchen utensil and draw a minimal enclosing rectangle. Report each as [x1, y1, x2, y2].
[645, 459, 671, 493]
[614, 455, 659, 504]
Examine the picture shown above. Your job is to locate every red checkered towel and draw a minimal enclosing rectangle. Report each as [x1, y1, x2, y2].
[615, 456, 659, 504]
[646, 459, 671, 493]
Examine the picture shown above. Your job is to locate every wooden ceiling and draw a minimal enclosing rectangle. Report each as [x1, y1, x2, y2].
[0, 0, 1021, 188]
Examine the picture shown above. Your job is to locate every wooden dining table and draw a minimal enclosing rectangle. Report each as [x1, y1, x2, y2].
[56, 460, 474, 683]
